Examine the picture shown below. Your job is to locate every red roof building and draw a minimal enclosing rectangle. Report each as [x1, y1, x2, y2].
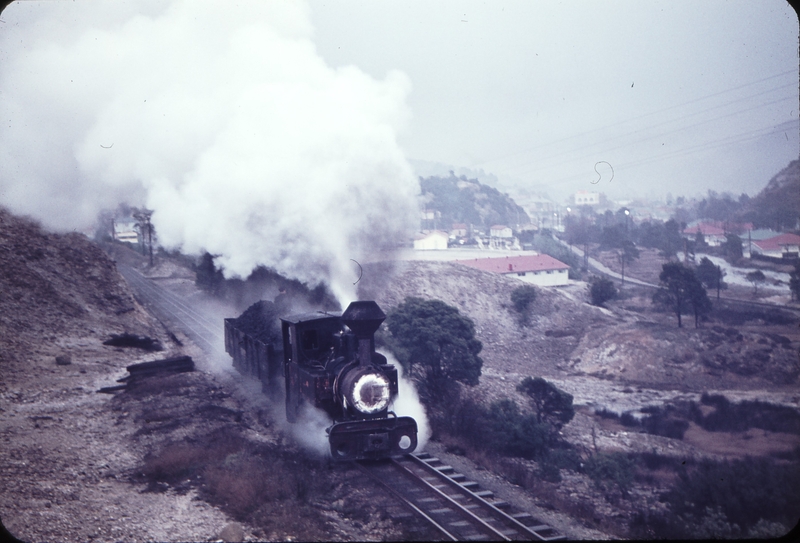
[683, 223, 727, 247]
[750, 233, 800, 258]
[455, 254, 570, 286]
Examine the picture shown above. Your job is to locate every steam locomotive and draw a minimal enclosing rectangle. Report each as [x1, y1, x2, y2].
[224, 300, 418, 461]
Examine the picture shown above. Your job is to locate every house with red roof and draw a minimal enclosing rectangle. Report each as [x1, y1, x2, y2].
[455, 254, 570, 286]
[750, 233, 800, 259]
[683, 223, 727, 247]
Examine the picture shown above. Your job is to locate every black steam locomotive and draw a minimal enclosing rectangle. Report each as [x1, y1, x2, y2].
[224, 300, 418, 461]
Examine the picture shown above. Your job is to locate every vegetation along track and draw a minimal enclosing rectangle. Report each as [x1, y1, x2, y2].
[117, 264, 222, 352]
[357, 453, 564, 541]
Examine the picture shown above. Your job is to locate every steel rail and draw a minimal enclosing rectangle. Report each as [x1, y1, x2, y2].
[357, 454, 563, 541]
[391, 456, 513, 541]
[354, 460, 458, 541]
[118, 265, 221, 352]
[405, 454, 559, 541]
[119, 265, 221, 332]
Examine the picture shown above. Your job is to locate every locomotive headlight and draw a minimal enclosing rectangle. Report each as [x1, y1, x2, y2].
[345, 370, 391, 415]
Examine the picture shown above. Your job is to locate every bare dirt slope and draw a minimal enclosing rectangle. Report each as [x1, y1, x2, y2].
[0, 211, 442, 542]
[0, 209, 245, 541]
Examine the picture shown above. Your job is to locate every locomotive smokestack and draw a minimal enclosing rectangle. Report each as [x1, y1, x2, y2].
[342, 301, 385, 367]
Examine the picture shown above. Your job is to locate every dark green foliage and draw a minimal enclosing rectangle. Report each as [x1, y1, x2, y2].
[510, 285, 537, 325]
[419, 174, 530, 231]
[746, 269, 766, 294]
[195, 252, 225, 294]
[695, 256, 726, 299]
[385, 297, 483, 402]
[584, 452, 636, 495]
[652, 262, 710, 328]
[664, 457, 800, 533]
[510, 285, 537, 313]
[640, 407, 690, 439]
[791, 261, 800, 301]
[722, 233, 743, 260]
[589, 276, 617, 306]
[528, 233, 581, 279]
[741, 159, 800, 231]
[619, 412, 638, 427]
[599, 224, 627, 249]
[517, 377, 575, 429]
[486, 399, 552, 459]
[660, 219, 684, 258]
[697, 393, 800, 434]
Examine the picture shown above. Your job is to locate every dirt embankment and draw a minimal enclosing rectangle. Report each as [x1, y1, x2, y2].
[0, 210, 439, 542]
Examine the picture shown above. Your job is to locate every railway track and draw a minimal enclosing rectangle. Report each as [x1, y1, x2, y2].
[117, 264, 223, 352]
[357, 453, 564, 541]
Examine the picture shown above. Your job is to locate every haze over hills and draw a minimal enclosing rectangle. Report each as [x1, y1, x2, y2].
[418, 173, 531, 232]
[412, 118, 800, 206]
[739, 158, 800, 230]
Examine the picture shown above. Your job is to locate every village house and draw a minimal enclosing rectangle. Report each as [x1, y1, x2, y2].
[114, 218, 139, 244]
[573, 190, 600, 206]
[490, 225, 513, 238]
[413, 230, 449, 251]
[683, 223, 727, 247]
[451, 223, 468, 237]
[749, 233, 800, 259]
[455, 254, 570, 286]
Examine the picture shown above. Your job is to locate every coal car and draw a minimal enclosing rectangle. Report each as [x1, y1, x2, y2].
[224, 300, 418, 461]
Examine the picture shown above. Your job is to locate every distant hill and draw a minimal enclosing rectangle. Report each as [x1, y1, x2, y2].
[741, 159, 800, 230]
[419, 173, 531, 233]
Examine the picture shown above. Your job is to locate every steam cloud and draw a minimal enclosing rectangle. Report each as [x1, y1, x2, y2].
[0, 1, 418, 304]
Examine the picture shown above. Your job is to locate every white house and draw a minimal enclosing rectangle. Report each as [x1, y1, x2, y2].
[114, 218, 139, 244]
[413, 231, 449, 250]
[750, 233, 800, 259]
[573, 191, 600, 206]
[683, 223, 727, 247]
[455, 254, 570, 286]
[490, 225, 513, 238]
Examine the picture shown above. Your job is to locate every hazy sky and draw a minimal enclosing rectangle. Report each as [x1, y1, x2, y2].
[0, 0, 797, 251]
[310, 0, 799, 202]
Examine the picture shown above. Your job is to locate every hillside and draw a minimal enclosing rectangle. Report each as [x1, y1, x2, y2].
[741, 158, 800, 230]
[0, 208, 159, 374]
[419, 173, 531, 231]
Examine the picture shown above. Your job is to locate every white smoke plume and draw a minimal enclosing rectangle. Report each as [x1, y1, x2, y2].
[384, 351, 431, 452]
[0, 1, 418, 305]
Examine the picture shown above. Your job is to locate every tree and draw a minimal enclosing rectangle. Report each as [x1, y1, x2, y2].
[516, 377, 575, 430]
[722, 234, 743, 261]
[385, 297, 483, 402]
[790, 261, 800, 301]
[746, 270, 766, 295]
[695, 257, 727, 299]
[660, 219, 684, 258]
[688, 278, 712, 327]
[510, 285, 537, 326]
[590, 277, 617, 307]
[618, 240, 639, 286]
[195, 252, 224, 295]
[132, 208, 156, 266]
[653, 262, 709, 328]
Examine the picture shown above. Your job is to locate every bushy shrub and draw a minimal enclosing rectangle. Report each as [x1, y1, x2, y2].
[664, 457, 800, 534]
[620, 412, 639, 427]
[510, 284, 537, 313]
[583, 452, 636, 495]
[589, 277, 617, 307]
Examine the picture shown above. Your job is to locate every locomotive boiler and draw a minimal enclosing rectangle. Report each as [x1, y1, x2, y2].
[224, 300, 418, 461]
